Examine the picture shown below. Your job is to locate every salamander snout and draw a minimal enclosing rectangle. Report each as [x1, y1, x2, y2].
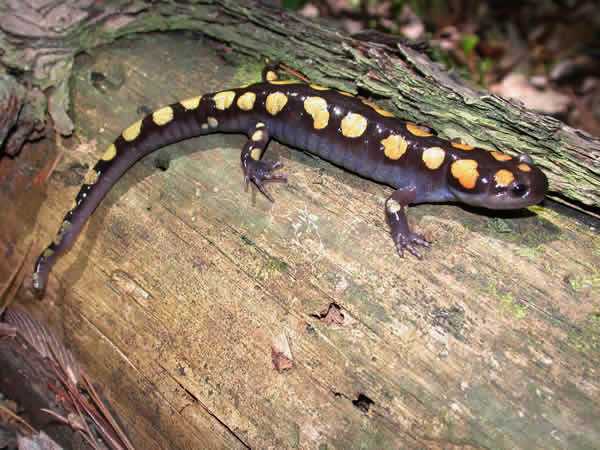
[448, 153, 549, 210]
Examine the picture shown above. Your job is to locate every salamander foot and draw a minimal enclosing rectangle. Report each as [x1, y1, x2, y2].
[243, 159, 287, 202]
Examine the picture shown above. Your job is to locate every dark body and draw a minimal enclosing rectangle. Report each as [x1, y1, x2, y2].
[33, 73, 548, 292]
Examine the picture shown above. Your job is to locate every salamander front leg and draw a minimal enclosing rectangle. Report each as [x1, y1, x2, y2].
[385, 187, 430, 258]
[241, 123, 287, 202]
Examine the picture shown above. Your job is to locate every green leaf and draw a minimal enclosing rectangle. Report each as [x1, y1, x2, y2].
[282, 0, 307, 10]
[461, 34, 479, 55]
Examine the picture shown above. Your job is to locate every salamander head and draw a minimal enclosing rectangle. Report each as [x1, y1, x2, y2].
[447, 153, 548, 210]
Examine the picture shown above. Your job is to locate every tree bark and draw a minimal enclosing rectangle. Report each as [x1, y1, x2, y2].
[0, 0, 598, 209]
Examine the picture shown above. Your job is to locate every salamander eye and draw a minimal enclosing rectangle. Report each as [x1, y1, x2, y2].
[512, 183, 528, 197]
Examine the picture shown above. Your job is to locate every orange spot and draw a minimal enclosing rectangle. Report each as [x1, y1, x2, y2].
[152, 106, 174, 126]
[491, 151, 512, 161]
[406, 122, 433, 137]
[381, 134, 408, 160]
[362, 100, 395, 117]
[83, 170, 99, 185]
[518, 163, 531, 172]
[237, 92, 256, 111]
[251, 129, 265, 141]
[122, 121, 142, 141]
[451, 159, 479, 189]
[341, 113, 367, 138]
[269, 79, 301, 85]
[422, 147, 445, 170]
[180, 96, 202, 110]
[494, 169, 515, 187]
[101, 144, 117, 160]
[304, 96, 329, 129]
[213, 91, 236, 110]
[265, 92, 288, 115]
[250, 148, 262, 160]
[451, 141, 474, 151]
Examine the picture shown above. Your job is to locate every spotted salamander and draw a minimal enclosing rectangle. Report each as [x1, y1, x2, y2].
[33, 66, 548, 292]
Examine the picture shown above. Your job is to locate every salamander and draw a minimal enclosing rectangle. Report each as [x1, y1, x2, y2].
[32, 66, 548, 292]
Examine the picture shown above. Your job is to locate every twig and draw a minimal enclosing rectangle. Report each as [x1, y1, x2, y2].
[0, 403, 37, 435]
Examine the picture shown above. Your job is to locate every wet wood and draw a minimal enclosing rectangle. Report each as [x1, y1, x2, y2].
[3, 33, 597, 449]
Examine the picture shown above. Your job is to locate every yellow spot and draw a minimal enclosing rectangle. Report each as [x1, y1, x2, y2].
[386, 198, 402, 214]
[518, 163, 531, 172]
[362, 100, 395, 117]
[341, 113, 367, 138]
[237, 92, 256, 111]
[491, 151, 512, 161]
[310, 84, 329, 91]
[152, 106, 174, 126]
[266, 71, 278, 81]
[256, 122, 265, 128]
[338, 90, 354, 97]
[381, 134, 408, 160]
[207, 117, 218, 128]
[122, 120, 142, 142]
[269, 79, 301, 85]
[180, 96, 201, 110]
[101, 144, 117, 161]
[304, 96, 329, 130]
[495, 169, 515, 187]
[451, 159, 479, 189]
[406, 122, 433, 137]
[213, 91, 236, 110]
[451, 141, 475, 151]
[252, 129, 264, 141]
[84, 170, 99, 185]
[422, 147, 445, 169]
[250, 148, 263, 160]
[43, 248, 54, 258]
[265, 92, 288, 115]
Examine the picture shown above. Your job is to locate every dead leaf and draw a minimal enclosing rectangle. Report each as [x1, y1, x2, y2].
[490, 73, 571, 115]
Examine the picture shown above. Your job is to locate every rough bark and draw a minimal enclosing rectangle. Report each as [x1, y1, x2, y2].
[0, 0, 598, 209]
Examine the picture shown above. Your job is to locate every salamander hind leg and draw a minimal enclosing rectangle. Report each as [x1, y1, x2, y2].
[261, 61, 307, 84]
[241, 123, 287, 202]
[262, 61, 282, 82]
[385, 187, 430, 258]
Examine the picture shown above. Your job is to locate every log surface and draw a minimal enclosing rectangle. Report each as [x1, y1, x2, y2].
[5, 32, 598, 449]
